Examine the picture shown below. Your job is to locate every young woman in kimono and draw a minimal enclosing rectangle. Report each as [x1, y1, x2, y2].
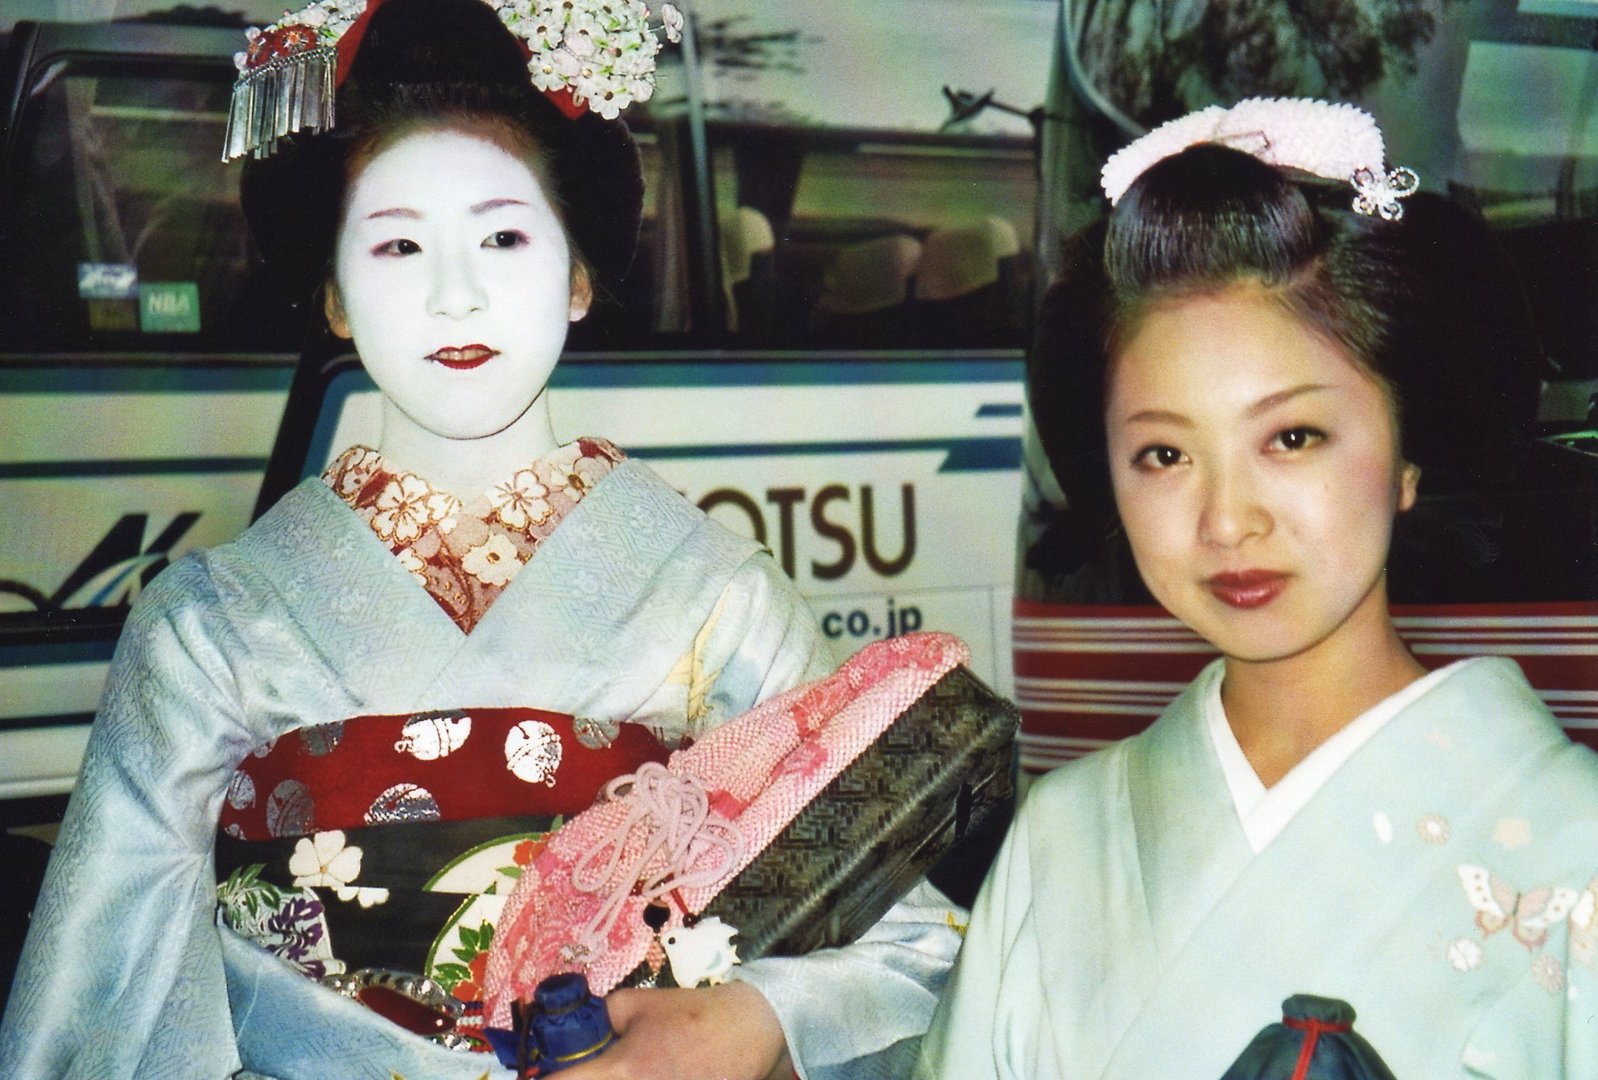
[0, 1, 961, 1076]
[919, 99, 1598, 1078]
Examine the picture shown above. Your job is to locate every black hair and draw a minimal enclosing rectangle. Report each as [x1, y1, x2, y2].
[1028, 142, 1551, 604]
[238, 0, 640, 335]
[1031, 142, 1543, 531]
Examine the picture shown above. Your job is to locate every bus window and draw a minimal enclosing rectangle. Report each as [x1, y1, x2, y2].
[1, 57, 274, 353]
[683, 0, 1053, 349]
[710, 130, 1037, 350]
[562, 124, 696, 349]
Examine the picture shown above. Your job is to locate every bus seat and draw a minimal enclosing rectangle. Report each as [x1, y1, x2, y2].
[815, 233, 922, 314]
[720, 206, 777, 340]
[916, 217, 1020, 301]
[914, 218, 1026, 348]
[809, 234, 922, 346]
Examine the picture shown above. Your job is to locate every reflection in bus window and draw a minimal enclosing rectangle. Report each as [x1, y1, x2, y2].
[711, 131, 1037, 349]
[564, 126, 694, 349]
[2, 64, 271, 352]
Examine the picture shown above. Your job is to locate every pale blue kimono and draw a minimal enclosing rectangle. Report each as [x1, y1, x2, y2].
[0, 459, 962, 1079]
[919, 657, 1598, 1078]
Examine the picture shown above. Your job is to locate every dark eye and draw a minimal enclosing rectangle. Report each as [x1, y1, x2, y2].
[1270, 426, 1326, 452]
[374, 238, 420, 256]
[484, 230, 528, 249]
[1133, 444, 1187, 470]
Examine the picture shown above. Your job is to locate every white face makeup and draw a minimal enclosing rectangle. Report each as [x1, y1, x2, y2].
[1106, 284, 1419, 668]
[329, 128, 588, 445]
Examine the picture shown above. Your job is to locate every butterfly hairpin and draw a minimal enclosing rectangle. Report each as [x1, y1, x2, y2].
[1351, 166, 1419, 222]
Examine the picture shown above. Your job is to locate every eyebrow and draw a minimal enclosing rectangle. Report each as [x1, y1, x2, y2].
[472, 197, 528, 214]
[1245, 383, 1332, 418]
[1122, 383, 1333, 426]
[362, 197, 528, 221]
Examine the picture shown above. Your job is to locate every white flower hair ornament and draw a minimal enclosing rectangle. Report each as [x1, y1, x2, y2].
[1099, 97, 1420, 222]
[224, 0, 682, 161]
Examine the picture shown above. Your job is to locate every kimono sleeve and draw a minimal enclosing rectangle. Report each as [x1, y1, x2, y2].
[678, 551, 969, 1078]
[913, 795, 1044, 1080]
[737, 878, 968, 1080]
[1459, 878, 1598, 1077]
[0, 558, 252, 1079]
[684, 550, 835, 739]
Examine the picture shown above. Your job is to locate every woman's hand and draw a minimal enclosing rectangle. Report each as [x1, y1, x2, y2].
[558, 980, 793, 1080]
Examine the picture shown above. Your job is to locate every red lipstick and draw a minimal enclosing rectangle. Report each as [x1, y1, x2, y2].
[427, 344, 499, 370]
[1206, 570, 1288, 610]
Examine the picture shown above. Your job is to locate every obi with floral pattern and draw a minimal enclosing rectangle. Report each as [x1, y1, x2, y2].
[216, 706, 670, 1051]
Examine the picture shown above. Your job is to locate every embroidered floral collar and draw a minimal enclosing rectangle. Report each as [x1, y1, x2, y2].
[323, 437, 624, 632]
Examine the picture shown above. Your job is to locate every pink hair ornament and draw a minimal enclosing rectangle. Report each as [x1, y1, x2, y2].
[1100, 97, 1419, 221]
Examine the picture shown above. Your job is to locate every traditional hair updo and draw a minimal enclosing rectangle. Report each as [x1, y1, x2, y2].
[238, 0, 641, 331]
[1031, 142, 1543, 531]
[1026, 141, 1551, 601]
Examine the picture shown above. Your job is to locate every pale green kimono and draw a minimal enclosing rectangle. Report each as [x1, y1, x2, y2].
[1, 460, 962, 1080]
[919, 657, 1598, 1079]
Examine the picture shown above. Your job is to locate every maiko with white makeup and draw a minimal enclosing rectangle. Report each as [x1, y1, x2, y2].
[327, 129, 587, 473]
[1, 1, 967, 1077]
[923, 103, 1598, 1079]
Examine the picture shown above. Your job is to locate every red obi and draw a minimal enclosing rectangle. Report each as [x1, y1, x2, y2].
[221, 708, 669, 841]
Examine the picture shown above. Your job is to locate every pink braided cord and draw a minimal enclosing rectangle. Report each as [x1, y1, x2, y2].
[481, 631, 969, 1026]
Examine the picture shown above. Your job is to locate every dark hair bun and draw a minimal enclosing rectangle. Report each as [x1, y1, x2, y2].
[1106, 144, 1320, 296]
[239, 0, 644, 320]
[1032, 142, 1542, 519]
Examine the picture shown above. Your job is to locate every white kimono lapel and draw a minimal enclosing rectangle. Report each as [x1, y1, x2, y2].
[1100, 658, 1581, 1078]
[237, 478, 473, 715]
[240, 462, 759, 724]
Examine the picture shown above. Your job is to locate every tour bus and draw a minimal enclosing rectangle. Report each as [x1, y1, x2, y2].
[0, 0, 1053, 828]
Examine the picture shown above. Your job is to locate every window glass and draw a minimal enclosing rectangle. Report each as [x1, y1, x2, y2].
[711, 132, 1036, 349]
[1454, 17, 1598, 388]
[563, 124, 696, 349]
[1, 60, 274, 352]
[1, 51, 694, 356]
[693, 0, 1052, 349]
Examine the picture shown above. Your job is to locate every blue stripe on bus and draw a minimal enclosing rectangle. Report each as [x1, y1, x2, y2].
[1, 357, 1023, 395]
[550, 358, 1026, 388]
[975, 402, 1024, 417]
[307, 361, 1026, 479]
[0, 457, 269, 479]
[629, 437, 1022, 473]
[0, 640, 117, 668]
[0, 366, 294, 394]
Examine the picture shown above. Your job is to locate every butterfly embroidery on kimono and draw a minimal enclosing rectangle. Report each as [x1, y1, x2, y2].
[1569, 877, 1598, 971]
[1457, 864, 1579, 950]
